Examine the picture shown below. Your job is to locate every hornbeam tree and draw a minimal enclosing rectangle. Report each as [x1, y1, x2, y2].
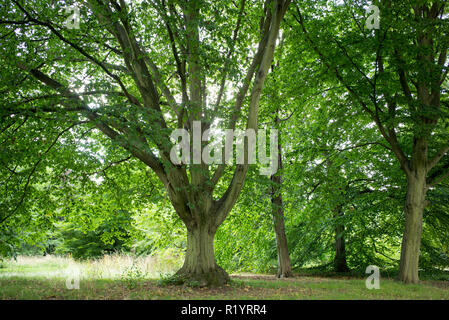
[0, 0, 290, 285]
[294, 0, 449, 283]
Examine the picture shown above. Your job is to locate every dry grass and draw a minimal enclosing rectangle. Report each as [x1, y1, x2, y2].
[0, 250, 183, 280]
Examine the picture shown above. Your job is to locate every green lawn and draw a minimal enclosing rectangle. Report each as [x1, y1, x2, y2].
[0, 256, 448, 300]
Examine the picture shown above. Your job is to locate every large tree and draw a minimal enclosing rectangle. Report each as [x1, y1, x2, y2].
[0, 0, 290, 285]
[294, 0, 449, 283]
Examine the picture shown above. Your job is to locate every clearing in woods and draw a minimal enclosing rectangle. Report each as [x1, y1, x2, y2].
[0, 256, 448, 300]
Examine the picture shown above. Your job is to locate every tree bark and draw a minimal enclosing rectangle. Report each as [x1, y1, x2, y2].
[333, 205, 349, 273]
[175, 221, 229, 286]
[272, 204, 293, 278]
[270, 116, 292, 278]
[399, 171, 427, 284]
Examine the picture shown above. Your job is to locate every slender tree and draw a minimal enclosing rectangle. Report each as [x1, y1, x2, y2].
[270, 113, 293, 278]
[333, 201, 349, 273]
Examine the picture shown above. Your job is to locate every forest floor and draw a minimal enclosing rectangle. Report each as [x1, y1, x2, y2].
[0, 255, 448, 300]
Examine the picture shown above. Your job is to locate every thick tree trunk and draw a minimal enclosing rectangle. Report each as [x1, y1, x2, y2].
[334, 205, 349, 273]
[399, 173, 427, 284]
[175, 222, 230, 287]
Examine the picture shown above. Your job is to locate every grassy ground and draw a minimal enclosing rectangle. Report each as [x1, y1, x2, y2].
[0, 255, 448, 300]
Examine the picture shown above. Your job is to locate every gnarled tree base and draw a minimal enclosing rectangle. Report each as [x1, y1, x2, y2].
[175, 265, 230, 287]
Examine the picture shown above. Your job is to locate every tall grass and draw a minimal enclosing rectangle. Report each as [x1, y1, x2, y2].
[0, 249, 184, 280]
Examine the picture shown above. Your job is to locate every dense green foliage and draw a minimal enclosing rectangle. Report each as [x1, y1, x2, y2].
[1, 0, 448, 283]
[54, 209, 133, 260]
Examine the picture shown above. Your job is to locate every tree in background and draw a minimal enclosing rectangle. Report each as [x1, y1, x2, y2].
[294, 0, 449, 283]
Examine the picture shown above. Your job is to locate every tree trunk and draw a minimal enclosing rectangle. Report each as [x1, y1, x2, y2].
[399, 173, 427, 284]
[272, 208, 293, 278]
[334, 205, 349, 273]
[175, 222, 230, 287]
[270, 117, 292, 278]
